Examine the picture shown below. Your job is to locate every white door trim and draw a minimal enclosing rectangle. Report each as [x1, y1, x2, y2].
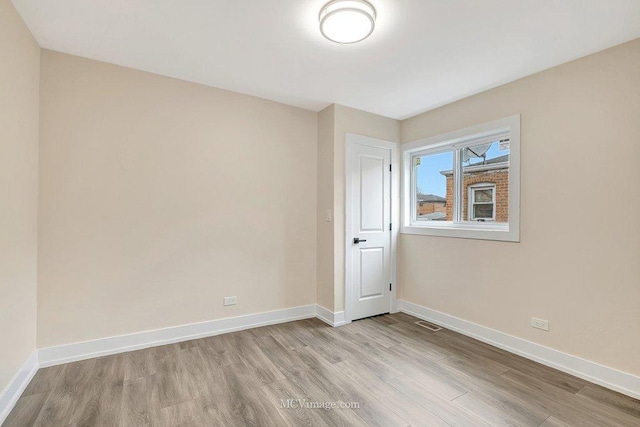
[345, 133, 398, 324]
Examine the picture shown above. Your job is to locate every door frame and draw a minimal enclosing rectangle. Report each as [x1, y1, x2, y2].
[345, 133, 399, 324]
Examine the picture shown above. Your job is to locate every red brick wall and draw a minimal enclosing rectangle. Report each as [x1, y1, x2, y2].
[417, 201, 446, 216]
[445, 169, 509, 222]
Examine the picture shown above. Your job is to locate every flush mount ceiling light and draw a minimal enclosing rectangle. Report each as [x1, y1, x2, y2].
[319, 0, 376, 44]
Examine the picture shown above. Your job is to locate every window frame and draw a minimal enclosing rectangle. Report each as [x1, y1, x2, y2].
[468, 183, 496, 221]
[401, 115, 520, 242]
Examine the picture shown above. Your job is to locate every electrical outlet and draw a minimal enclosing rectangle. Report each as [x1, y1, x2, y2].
[325, 209, 332, 222]
[223, 296, 237, 306]
[531, 317, 549, 331]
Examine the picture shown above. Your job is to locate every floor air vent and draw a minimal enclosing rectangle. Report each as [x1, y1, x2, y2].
[415, 320, 442, 332]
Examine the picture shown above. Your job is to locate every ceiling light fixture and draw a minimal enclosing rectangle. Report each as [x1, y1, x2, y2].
[319, 0, 376, 44]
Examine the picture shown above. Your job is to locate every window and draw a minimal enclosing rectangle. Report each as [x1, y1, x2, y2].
[469, 184, 495, 221]
[414, 151, 451, 221]
[402, 115, 520, 242]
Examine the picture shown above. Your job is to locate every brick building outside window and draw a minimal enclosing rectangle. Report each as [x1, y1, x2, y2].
[416, 193, 447, 220]
[440, 154, 509, 222]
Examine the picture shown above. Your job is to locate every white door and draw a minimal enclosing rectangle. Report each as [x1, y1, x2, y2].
[347, 138, 392, 321]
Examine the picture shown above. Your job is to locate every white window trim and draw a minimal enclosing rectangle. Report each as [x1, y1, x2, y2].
[469, 183, 496, 221]
[401, 115, 520, 242]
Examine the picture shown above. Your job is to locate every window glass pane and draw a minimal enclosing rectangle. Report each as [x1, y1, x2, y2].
[473, 204, 494, 219]
[462, 140, 509, 223]
[415, 151, 452, 221]
[474, 188, 493, 203]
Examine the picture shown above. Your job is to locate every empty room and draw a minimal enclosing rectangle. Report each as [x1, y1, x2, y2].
[1, 0, 640, 425]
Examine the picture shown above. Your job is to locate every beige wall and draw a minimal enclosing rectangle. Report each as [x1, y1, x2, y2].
[38, 51, 318, 347]
[315, 105, 399, 312]
[332, 105, 400, 312]
[316, 105, 335, 311]
[399, 38, 640, 376]
[0, 0, 40, 393]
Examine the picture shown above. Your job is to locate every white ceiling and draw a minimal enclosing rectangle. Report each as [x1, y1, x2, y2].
[12, 0, 640, 119]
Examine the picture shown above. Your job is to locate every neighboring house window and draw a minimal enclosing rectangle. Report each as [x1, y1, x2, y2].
[401, 115, 520, 242]
[469, 183, 495, 221]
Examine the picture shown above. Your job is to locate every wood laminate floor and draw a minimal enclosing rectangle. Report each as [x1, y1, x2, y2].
[5, 313, 640, 426]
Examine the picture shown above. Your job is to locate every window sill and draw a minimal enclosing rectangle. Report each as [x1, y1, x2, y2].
[401, 223, 519, 242]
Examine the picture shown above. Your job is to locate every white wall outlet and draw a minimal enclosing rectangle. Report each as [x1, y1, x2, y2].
[223, 296, 237, 306]
[325, 209, 332, 222]
[531, 317, 549, 331]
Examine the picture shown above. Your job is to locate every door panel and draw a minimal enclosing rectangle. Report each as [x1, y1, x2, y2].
[359, 247, 385, 299]
[349, 142, 392, 321]
[359, 156, 385, 232]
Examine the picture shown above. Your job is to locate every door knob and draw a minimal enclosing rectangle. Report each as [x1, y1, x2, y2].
[353, 237, 367, 244]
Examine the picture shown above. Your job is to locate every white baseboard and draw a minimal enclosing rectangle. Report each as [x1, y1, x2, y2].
[39, 304, 317, 367]
[0, 351, 39, 425]
[398, 300, 640, 400]
[316, 305, 347, 327]
[24, 300, 639, 421]
[333, 311, 346, 327]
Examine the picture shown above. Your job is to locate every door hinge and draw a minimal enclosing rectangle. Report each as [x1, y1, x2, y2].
[389, 164, 392, 172]
[389, 283, 392, 291]
[389, 223, 392, 231]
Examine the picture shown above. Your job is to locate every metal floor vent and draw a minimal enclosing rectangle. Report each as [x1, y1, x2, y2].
[415, 320, 443, 332]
